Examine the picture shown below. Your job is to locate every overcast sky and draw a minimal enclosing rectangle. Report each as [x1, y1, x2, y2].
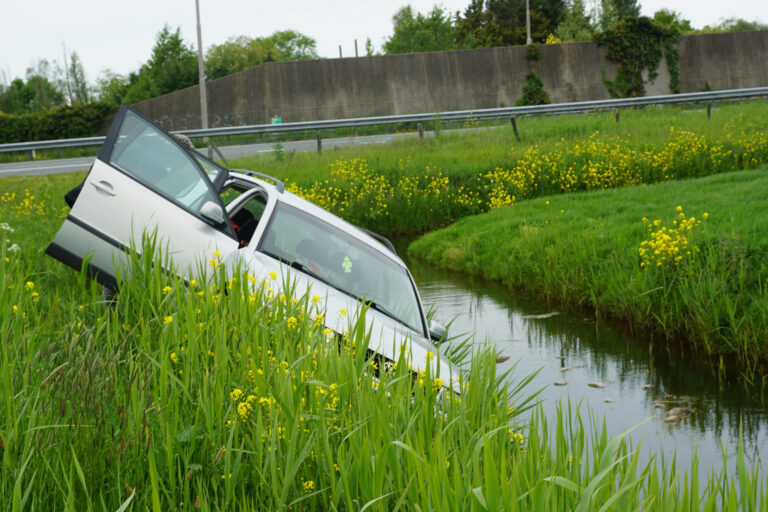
[1, 0, 766, 85]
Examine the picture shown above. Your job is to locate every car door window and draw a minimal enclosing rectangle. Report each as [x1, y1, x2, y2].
[109, 110, 220, 213]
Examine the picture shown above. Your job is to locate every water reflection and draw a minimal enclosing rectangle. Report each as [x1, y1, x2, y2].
[405, 252, 768, 474]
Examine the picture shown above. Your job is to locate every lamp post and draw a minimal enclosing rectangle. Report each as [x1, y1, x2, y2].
[526, 0, 532, 45]
[195, 0, 211, 158]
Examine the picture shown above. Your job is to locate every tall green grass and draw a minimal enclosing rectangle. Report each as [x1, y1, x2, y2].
[1, 231, 766, 509]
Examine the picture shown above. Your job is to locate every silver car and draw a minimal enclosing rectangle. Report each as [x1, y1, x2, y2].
[47, 105, 456, 388]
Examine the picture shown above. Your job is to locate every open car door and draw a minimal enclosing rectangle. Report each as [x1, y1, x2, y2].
[46, 105, 239, 288]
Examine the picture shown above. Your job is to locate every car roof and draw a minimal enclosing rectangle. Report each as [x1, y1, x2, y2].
[230, 171, 405, 266]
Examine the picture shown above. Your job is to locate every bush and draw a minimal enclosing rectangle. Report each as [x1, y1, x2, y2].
[515, 72, 551, 106]
[0, 101, 117, 143]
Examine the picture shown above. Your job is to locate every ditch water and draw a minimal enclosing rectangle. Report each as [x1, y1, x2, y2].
[403, 250, 768, 478]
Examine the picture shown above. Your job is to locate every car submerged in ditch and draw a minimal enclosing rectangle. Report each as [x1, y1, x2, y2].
[46, 105, 456, 389]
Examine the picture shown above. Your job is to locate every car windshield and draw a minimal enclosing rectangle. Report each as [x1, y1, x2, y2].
[258, 202, 425, 334]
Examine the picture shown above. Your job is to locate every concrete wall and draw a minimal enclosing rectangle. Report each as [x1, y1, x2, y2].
[134, 30, 768, 131]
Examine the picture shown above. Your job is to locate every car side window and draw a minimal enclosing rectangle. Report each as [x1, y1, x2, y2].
[109, 111, 219, 212]
[230, 194, 268, 246]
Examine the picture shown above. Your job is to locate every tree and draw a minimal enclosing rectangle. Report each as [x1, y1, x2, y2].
[651, 9, 692, 33]
[556, 0, 594, 41]
[67, 52, 89, 105]
[456, 0, 503, 48]
[205, 31, 318, 81]
[268, 30, 318, 61]
[94, 70, 130, 105]
[383, 5, 458, 54]
[456, 0, 566, 47]
[123, 25, 198, 104]
[597, 0, 640, 30]
[698, 17, 768, 33]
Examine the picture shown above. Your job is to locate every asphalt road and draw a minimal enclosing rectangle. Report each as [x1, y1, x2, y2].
[0, 131, 429, 178]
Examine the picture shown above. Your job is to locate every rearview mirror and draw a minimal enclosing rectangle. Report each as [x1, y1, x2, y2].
[200, 201, 226, 226]
[429, 320, 447, 344]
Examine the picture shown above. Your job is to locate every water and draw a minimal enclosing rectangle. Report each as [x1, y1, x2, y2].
[405, 252, 768, 477]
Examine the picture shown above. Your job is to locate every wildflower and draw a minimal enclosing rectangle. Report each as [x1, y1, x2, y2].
[230, 388, 244, 402]
[12, 305, 18, 314]
[25, 281, 34, 291]
[286, 316, 298, 329]
[311, 294, 321, 303]
[8, 244, 20, 253]
[339, 308, 347, 316]
[425, 351, 435, 361]
[30, 292, 39, 303]
[163, 316, 173, 325]
[170, 352, 179, 364]
[433, 377, 444, 390]
[212, 250, 222, 259]
[189, 279, 197, 287]
[303, 480, 315, 493]
[269, 271, 277, 280]
[162, 286, 172, 294]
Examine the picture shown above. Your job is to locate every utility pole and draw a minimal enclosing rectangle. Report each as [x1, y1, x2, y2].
[195, 0, 211, 158]
[526, 0, 532, 45]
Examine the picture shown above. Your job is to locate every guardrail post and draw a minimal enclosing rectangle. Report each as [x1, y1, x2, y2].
[615, 109, 620, 124]
[418, 122, 424, 141]
[707, 103, 712, 119]
[510, 116, 520, 141]
[316, 130, 322, 153]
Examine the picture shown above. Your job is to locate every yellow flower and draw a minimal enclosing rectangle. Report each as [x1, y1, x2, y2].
[212, 250, 222, 259]
[311, 294, 321, 303]
[302, 480, 315, 493]
[230, 388, 244, 402]
[30, 292, 39, 303]
[425, 352, 435, 361]
[170, 352, 179, 364]
[269, 271, 277, 280]
[163, 316, 173, 325]
[702, 212, 709, 220]
[24, 281, 34, 291]
[433, 377, 444, 390]
[286, 316, 298, 329]
[339, 308, 347, 316]
[12, 305, 18, 314]
[162, 286, 172, 294]
[189, 279, 197, 287]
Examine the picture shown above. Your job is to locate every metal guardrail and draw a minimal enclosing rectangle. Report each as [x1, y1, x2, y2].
[2, 87, 767, 154]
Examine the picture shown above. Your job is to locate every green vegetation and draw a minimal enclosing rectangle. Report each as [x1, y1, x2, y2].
[594, 16, 681, 97]
[2, 170, 766, 509]
[410, 168, 768, 374]
[205, 31, 319, 81]
[515, 72, 551, 106]
[226, 100, 768, 238]
[0, 101, 115, 144]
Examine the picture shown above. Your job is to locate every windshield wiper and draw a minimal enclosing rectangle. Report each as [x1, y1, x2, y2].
[346, 292, 406, 328]
[287, 260, 337, 289]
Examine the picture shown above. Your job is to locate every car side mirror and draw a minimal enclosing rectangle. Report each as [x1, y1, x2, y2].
[429, 320, 447, 344]
[200, 201, 226, 226]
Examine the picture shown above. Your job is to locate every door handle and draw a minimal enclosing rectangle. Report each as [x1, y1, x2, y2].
[90, 180, 116, 196]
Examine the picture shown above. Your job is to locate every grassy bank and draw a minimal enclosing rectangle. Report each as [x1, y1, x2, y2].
[224, 100, 768, 237]
[409, 166, 768, 377]
[1, 204, 765, 509]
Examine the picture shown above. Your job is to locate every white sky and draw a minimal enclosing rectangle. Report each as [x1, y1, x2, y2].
[1, 0, 766, 85]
